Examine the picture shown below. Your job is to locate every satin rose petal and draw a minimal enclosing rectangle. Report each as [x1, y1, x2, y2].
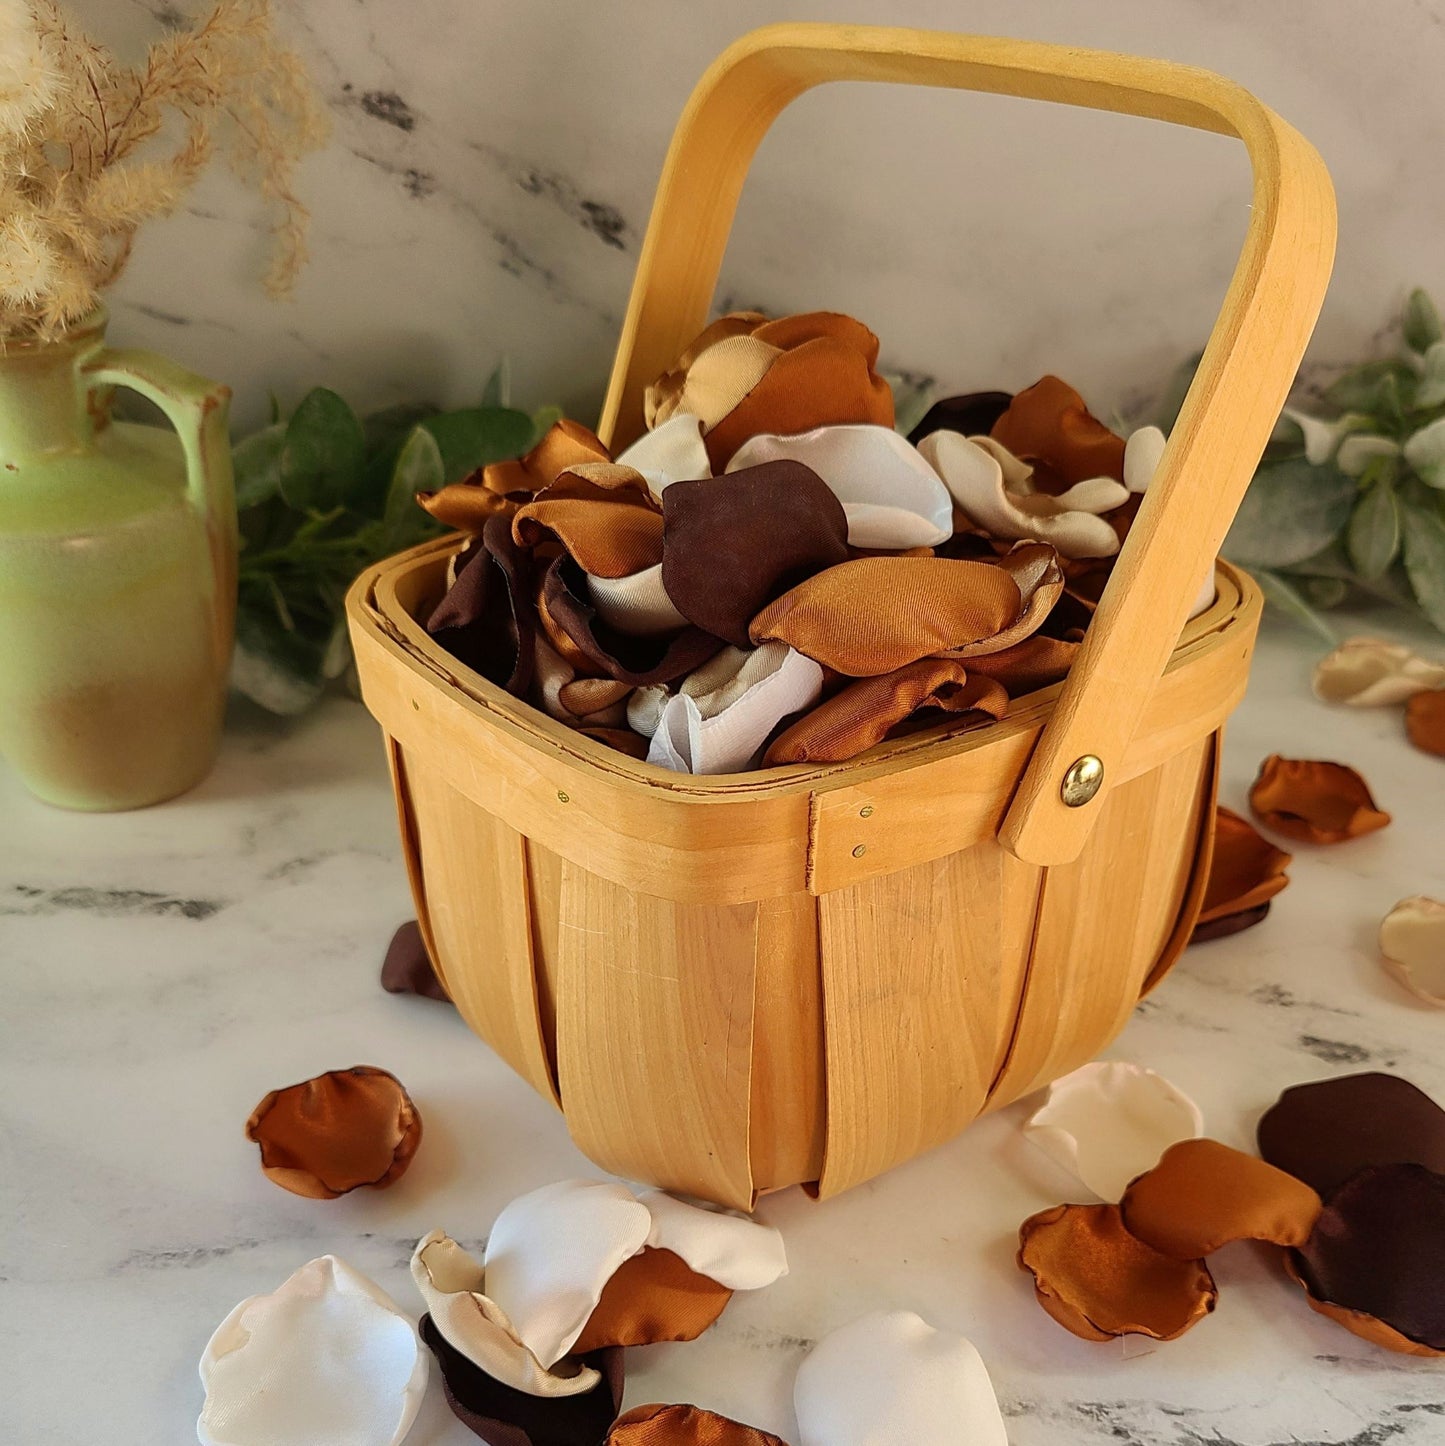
[1123, 425, 1167, 494]
[727, 423, 953, 549]
[245, 1066, 422, 1201]
[1292, 1163, 1445, 1353]
[654, 333, 781, 432]
[483, 1180, 653, 1369]
[763, 659, 1007, 766]
[906, 390, 1013, 445]
[483, 418, 612, 497]
[615, 413, 713, 498]
[1282, 1250, 1445, 1358]
[1023, 1060, 1204, 1201]
[410, 1231, 601, 1398]
[608, 1403, 787, 1445]
[627, 683, 669, 739]
[646, 645, 824, 774]
[661, 461, 851, 646]
[1257, 1072, 1445, 1197]
[417, 481, 516, 532]
[198, 1256, 427, 1446]
[637, 1188, 789, 1290]
[1407, 688, 1445, 757]
[512, 466, 664, 580]
[989, 373, 1127, 485]
[919, 429, 1128, 559]
[1016, 1203, 1217, 1342]
[1380, 896, 1445, 1006]
[587, 564, 689, 637]
[644, 311, 770, 429]
[571, 1248, 733, 1353]
[1249, 754, 1391, 843]
[750, 556, 1025, 677]
[1313, 637, 1445, 707]
[793, 1310, 1007, 1446]
[380, 919, 449, 1003]
[420, 1314, 625, 1446]
[1119, 1138, 1322, 1258]
[1191, 805, 1292, 940]
[580, 726, 650, 760]
[965, 632, 1078, 693]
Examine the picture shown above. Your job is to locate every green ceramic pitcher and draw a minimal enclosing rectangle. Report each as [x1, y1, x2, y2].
[0, 311, 236, 810]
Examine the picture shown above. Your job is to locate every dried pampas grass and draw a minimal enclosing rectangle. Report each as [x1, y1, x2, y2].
[0, 0, 329, 339]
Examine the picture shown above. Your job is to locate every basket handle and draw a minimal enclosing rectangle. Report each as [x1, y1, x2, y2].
[598, 23, 1335, 868]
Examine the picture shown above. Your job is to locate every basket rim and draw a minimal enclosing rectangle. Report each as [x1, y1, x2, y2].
[347, 534, 1259, 805]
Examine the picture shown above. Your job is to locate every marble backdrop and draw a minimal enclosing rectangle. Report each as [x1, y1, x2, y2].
[86, 0, 1445, 433]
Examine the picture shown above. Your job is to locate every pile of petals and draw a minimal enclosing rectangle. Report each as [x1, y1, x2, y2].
[1312, 636, 1445, 760]
[197, 1177, 1010, 1445]
[1015, 1063, 1445, 1358]
[416, 310, 1206, 774]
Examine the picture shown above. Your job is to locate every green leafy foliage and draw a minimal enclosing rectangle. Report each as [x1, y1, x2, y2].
[232, 364, 555, 715]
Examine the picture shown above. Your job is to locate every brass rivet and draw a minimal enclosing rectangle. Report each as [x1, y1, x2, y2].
[557, 790, 570, 804]
[859, 805, 874, 818]
[852, 843, 867, 858]
[1061, 755, 1105, 808]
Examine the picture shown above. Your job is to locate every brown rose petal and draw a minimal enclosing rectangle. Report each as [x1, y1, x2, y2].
[764, 660, 1007, 765]
[702, 313, 895, 469]
[1248, 754, 1391, 843]
[544, 556, 725, 688]
[1282, 1250, 1444, 1358]
[750, 556, 1025, 677]
[1256, 1072, 1445, 1198]
[420, 1313, 625, 1446]
[245, 1066, 422, 1200]
[380, 919, 450, 1003]
[607, 1403, 787, 1446]
[483, 418, 612, 497]
[990, 374, 1127, 487]
[1017, 1202, 1217, 1342]
[1190, 806, 1292, 942]
[513, 466, 664, 580]
[1120, 1138, 1322, 1258]
[906, 390, 1014, 446]
[1291, 1163, 1445, 1354]
[428, 517, 536, 696]
[1406, 688, 1445, 757]
[661, 461, 850, 646]
[571, 1247, 734, 1353]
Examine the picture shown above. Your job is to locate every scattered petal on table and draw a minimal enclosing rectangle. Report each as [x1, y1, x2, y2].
[637, 1188, 789, 1290]
[410, 1231, 601, 1397]
[793, 1309, 1007, 1446]
[1248, 755, 1391, 844]
[1023, 1060, 1203, 1201]
[198, 1256, 426, 1446]
[1406, 689, 1445, 758]
[245, 1066, 422, 1200]
[1016, 1203, 1217, 1343]
[989, 374, 1127, 485]
[1119, 1138, 1322, 1258]
[1190, 806, 1292, 944]
[571, 1248, 734, 1353]
[1291, 1164, 1445, 1354]
[1380, 896, 1445, 1006]
[420, 1314, 624, 1446]
[727, 423, 953, 550]
[1283, 1249, 1445, 1359]
[380, 919, 450, 1003]
[1257, 1072, 1445, 1197]
[1312, 637, 1445, 707]
[615, 412, 712, 497]
[608, 1403, 787, 1445]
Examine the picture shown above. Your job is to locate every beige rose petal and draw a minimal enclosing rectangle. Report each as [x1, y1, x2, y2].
[1312, 637, 1445, 707]
[1380, 896, 1445, 1007]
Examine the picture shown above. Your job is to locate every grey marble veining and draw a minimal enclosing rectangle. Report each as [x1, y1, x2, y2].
[2, 613, 1444, 1444]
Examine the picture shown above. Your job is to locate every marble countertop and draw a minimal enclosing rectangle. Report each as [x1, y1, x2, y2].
[3, 615, 1443, 1445]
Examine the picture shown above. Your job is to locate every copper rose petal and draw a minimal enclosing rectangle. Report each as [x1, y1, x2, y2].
[1119, 1138, 1322, 1258]
[420, 1313, 625, 1446]
[512, 465, 664, 581]
[1190, 806, 1292, 943]
[1256, 1072, 1445, 1197]
[907, 390, 1014, 446]
[1291, 1164, 1445, 1353]
[1248, 754, 1391, 843]
[1406, 688, 1445, 757]
[380, 919, 450, 1003]
[482, 418, 612, 498]
[1016, 1202, 1217, 1341]
[607, 1403, 787, 1446]
[245, 1066, 423, 1200]
[571, 1247, 733, 1353]
[990, 374, 1127, 486]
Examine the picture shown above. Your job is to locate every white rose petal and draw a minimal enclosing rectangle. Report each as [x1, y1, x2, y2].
[638, 1189, 788, 1290]
[616, 413, 712, 498]
[1312, 637, 1445, 707]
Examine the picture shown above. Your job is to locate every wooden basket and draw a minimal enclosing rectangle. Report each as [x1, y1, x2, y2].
[346, 25, 1334, 1209]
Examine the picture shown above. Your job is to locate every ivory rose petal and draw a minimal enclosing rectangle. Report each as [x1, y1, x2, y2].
[793, 1310, 1007, 1446]
[1023, 1060, 1204, 1200]
[615, 412, 712, 497]
[1380, 896, 1445, 1007]
[1312, 637, 1445, 707]
[637, 1188, 788, 1290]
[198, 1256, 427, 1446]
[1123, 425, 1167, 494]
[586, 564, 689, 637]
